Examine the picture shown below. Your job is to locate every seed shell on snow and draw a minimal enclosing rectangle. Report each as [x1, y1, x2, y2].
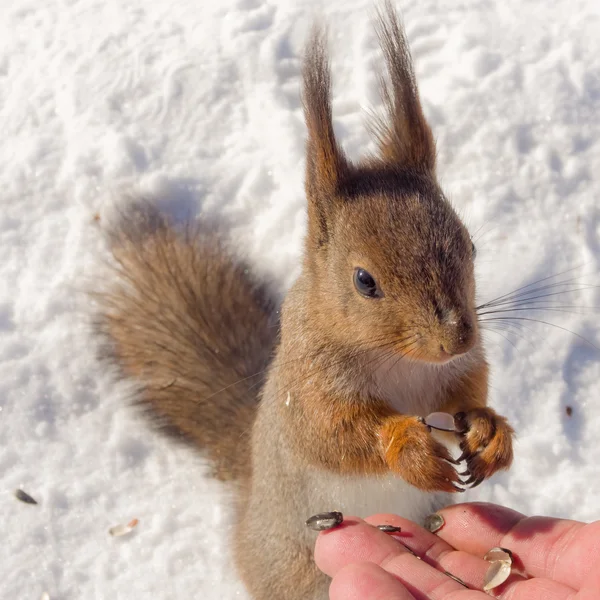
[424, 412, 456, 432]
[305, 511, 343, 531]
[423, 513, 445, 533]
[109, 518, 139, 537]
[483, 546, 513, 591]
[15, 489, 38, 505]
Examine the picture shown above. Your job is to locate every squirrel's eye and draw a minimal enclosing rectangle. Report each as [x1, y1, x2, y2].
[354, 268, 381, 298]
[471, 241, 477, 259]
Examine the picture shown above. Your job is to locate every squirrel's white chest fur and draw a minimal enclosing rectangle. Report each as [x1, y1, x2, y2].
[303, 355, 468, 522]
[303, 359, 460, 525]
[369, 350, 471, 416]
[305, 470, 449, 524]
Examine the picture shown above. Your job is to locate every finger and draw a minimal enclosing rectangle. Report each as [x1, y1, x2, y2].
[329, 562, 417, 600]
[314, 516, 409, 578]
[364, 515, 577, 600]
[315, 514, 578, 599]
[581, 565, 600, 598]
[314, 515, 485, 596]
[364, 514, 487, 588]
[378, 555, 574, 600]
[318, 521, 484, 599]
[496, 577, 577, 600]
[432, 503, 598, 589]
[394, 524, 576, 600]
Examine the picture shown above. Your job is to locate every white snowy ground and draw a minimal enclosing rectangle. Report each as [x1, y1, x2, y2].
[1, 0, 599, 598]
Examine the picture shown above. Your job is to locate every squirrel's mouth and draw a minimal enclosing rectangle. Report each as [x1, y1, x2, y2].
[408, 345, 470, 365]
[432, 347, 461, 364]
[402, 318, 478, 365]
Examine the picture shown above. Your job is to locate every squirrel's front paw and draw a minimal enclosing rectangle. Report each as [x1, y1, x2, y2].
[454, 408, 514, 488]
[381, 416, 463, 494]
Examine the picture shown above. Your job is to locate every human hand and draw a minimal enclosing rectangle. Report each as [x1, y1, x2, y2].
[314, 502, 600, 599]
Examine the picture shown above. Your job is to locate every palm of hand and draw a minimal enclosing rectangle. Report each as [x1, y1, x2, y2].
[314, 502, 600, 599]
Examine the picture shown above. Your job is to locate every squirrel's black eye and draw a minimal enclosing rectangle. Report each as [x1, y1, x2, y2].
[471, 241, 477, 259]
[354, 268, 381, 298]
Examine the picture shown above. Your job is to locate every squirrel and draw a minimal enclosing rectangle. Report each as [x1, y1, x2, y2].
[94, 3, 515, 599]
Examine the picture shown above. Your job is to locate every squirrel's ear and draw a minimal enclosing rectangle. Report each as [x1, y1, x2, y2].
[302, 25, 349, 247]
[372, 2, 436, 172]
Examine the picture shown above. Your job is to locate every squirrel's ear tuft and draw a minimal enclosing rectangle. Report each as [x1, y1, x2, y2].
[302, 24, 349, 247]
[372, 1, 436, 172]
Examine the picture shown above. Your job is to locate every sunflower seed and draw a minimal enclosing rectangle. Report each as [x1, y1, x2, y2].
[423, 513, 445, 533]
[483, 546, 513, 591]
[424, 412, 456, 432]
[444, 570, 469, 588]
[305, 511, 343, 531]
[398, 541, 419, 557]
[377, 524, 402, 533]
[483, 547, 513, 563]
[15, 489, 38, 505]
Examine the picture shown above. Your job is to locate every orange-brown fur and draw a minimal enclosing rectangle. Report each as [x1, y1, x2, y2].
[94, 4, 514, 599]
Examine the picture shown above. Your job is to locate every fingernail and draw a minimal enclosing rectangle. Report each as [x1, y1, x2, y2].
[423, 513, 445, 533]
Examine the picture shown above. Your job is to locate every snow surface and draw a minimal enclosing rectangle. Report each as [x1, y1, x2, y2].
[1, 0, 600, 598]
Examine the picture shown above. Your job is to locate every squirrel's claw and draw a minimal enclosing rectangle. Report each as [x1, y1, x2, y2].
[456, 448, 471, 464]
[461, 473, 484, 488]
[457, 463, 484, 489]
[452, 407, 515, 485]
[469, 477, 485, 489]
[383, 416, 465, 494]
[462, 474, 477, 486]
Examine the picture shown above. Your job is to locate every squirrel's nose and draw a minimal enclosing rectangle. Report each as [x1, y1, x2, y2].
[439, 312, 476, 356]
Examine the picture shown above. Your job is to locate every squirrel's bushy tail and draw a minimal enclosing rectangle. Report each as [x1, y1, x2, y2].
[94, 202, 278, 481]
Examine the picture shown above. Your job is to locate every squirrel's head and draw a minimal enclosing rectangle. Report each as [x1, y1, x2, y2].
[301, 4, 477, 364]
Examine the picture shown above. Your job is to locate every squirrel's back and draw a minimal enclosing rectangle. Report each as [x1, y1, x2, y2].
[94, 201, 279, 481]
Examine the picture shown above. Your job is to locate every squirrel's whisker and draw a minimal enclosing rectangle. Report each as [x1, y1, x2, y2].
[479, 325, 528, 352]
[478, 306, 594, 317]
[480, 317, 599, 352]
[477, 279, 597, 311]
[478, 287, 598, 311]
[476, 264, 591, 309]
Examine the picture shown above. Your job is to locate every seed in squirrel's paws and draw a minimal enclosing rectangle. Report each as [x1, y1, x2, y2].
[109, 518, 139, 537]
[424, 412, 456, 432]
[305, 511, 343, 531]
[482, 547, 513, 591]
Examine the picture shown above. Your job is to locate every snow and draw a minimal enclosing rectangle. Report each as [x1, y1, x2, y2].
[1, 0, 599, 598]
